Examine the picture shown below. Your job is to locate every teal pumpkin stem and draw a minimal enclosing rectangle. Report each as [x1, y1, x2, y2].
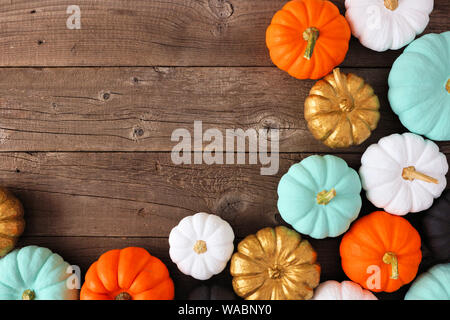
[303, 27, 320, 60]
[446, 79, 450, 93]
[382, 252, 399, 280]
[316, 188, 336, 205]
[22, 289, 36, 300]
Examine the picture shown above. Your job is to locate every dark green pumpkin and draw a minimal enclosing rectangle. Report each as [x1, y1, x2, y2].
[422, 190, 450, 261]
[188, 285, 237, 300]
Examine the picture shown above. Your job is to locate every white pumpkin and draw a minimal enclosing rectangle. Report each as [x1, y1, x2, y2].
[313, 280, 377, 300]
[345, 0, 434, 52]
[169, 212, 235, 280]
[360, 133, 448, 215]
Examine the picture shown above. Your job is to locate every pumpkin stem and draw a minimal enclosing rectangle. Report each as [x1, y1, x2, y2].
[382, 252, 399, 280]
[115, 292, 132, 300]
[384, 0, 398, 11]
[402, 166, 438, 184]
[22, 289, 36, 300]
[268, 266, 283, 279]
[446, 79, 450, 94]
[332, 68, 354, 112]
[303, 27, 320, 60]
[193, 240, 207, 254]
[316, 188, 336, 205]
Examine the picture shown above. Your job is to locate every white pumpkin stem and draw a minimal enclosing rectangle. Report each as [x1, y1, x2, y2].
[22, 289, 36, 300]
[402, 166, 438, 184]
[382, 252, 399, 280]
[303, 27, 320, 60]
[316, 188, 336, 205]
[332, 68, 354, 112]
[193, 240, 207, 254]
[384, 0, 398, 11]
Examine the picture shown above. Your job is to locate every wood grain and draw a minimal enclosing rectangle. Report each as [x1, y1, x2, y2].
[0, 0, 447, 67]
[1, 67, 449, 153]
[1, 152, 448, 238]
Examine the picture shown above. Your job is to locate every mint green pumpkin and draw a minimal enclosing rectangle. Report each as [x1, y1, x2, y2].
[388, 32, 450, 141]
[0, 246, 78, 300]
[277, 155, 362, 239]
[405, 263, 450, 300]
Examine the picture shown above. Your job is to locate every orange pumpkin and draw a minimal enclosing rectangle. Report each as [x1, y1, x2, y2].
[266, 0, 351, 79]
[340, 211, 422, 293]
[80, 247, 174, 300]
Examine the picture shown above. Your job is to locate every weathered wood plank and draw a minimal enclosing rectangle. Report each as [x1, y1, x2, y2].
[17, 234, 436, 300]
[0, 0, 447, 67]
[1, 152, 448, 238]
[1, 67, 449, 153]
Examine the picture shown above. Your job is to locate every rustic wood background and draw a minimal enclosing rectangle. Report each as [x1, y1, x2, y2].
[0, 0, 448, 300]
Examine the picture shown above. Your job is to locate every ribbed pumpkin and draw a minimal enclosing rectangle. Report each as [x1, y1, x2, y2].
[230, 226, 321, 300]
[340, 211, 422, 293]
[0, 188, 25, 257]
[405, 263, 450, 300]
[305, 68, 380, 148]
[266, 0, 351, 79]
[313, 280, 377, 300]
[0, 246, 78, 300]
[388, 32, 450, 141]
[80, 247, 174, 300]
[277, 154, 362, 239]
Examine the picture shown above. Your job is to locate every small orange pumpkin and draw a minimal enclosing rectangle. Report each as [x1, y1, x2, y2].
[340, 211, 422, 293]
[80, 247, 174, 300]
[266, 0, 351, 79]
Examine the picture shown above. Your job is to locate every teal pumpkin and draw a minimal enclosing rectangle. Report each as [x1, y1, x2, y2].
[405, 263, 450, 300]
[388, 32, 450, 141]
[0, 246, 78, 300]
[277, 155, 362, 239]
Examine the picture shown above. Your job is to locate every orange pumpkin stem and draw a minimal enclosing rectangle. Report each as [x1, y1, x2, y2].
[193, 240, 207, 254]
[115, 292, 132, 300]
[382, 252, 399, 280]
[316, 188, 336, 205]
[384, 0, 398, 11]
[402, 166, 438, 184]
[446, 79, 450, 94]
[22, 289, 36, 300]
[303, 27, 320, 60]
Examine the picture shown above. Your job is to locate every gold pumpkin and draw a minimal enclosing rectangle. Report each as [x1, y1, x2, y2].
[304, 68, 380, 148]
[0, 188, 25, 257]
[230, 226, 320, 300]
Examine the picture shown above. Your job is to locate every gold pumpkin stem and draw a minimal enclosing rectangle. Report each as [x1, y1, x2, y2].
[193, 240, 207, 254]
[382, 252, 399, 280]
[402, 166, 438, 184]
[115, 292, 132, 300]
[446, 79, 450, 94]
[316, 188, 336, 205]
[332, 68, 354, 112]
[22, 289, 36, 300]
[384, 0, 398, 11]
[303, 27, 320, 60]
